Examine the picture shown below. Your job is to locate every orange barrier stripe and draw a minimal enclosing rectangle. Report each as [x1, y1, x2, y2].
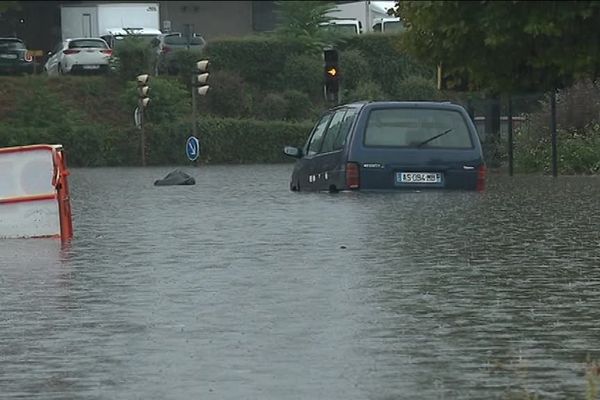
[0, 193, 57, 205]
[0, 145, 58, 154]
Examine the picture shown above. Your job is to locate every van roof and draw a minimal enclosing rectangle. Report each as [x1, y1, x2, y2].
[332, 101, 464, 112]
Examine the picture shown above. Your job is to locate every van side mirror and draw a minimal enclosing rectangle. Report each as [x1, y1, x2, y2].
[283, 146, 302, 158]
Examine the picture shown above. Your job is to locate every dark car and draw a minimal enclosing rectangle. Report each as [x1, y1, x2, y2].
[283, 101, 486, 192]
[151, 33, 207, 75]
[0, 38, 34, 75]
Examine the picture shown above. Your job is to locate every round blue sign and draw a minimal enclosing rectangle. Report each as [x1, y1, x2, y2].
[186, 136, 200, 161]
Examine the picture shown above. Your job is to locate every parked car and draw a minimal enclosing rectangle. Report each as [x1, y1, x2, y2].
[283, 101, 486, 192]
[44, 38, 112, 76]
[151, 32, 206, 75]
[0, 37, 35, 75]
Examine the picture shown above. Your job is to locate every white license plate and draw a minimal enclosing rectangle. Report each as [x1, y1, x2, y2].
[0, 54, 17, 59]
[83, 65, 100, 70]
[398, 172, 442, 183]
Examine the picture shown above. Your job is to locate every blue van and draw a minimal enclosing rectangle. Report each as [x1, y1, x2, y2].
[283, 101, 486, 192]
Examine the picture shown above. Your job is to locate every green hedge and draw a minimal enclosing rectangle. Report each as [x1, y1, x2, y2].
[146, 117, 313, 165]
[204, 36, 307, 90]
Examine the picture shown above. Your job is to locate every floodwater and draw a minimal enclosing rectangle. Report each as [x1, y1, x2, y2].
[1, 165, 599, 399]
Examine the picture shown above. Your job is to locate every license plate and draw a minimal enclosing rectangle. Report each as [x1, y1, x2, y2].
[397, 172, 442, 184]
[0, 54, 17, 59]
[83, 65, 100, 69]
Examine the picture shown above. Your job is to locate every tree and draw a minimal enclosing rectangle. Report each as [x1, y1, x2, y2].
[391, 1, 600, 94]
[274, 1, 338, 52]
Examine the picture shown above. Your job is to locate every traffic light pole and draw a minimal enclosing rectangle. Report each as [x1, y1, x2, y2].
[139, 100, 146, 167]
[191, 76, 198, 137]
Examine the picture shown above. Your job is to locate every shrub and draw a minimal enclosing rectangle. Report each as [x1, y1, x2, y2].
[254, 92, 288, 120]
[340, 34, 435, 95]
[121, 76, 190, 125]
[112, 37, 156, 82]
[145, 117, 314, 164]
[339, 49, 371, 91]
[279, 52, 323, 100]
[199, 70, 252, 118]
[204, 36, 306, 90]
[344, 80, 386, 103]
[391, 75, 438, 101]
[282, 90, 319, 121]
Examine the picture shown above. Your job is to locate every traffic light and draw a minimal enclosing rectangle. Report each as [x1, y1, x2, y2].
[323, 48, 340, 103]
[137, 74, 151, 108]
[194, 60, 210, 96]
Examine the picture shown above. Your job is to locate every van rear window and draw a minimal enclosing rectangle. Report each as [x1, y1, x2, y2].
[364, 108, 474, 149]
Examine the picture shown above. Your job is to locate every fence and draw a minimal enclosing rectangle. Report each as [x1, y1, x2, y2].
[447, 81, 600, 176]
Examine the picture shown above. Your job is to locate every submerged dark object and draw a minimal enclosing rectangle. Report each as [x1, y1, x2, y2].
[154, 169, 195, 186]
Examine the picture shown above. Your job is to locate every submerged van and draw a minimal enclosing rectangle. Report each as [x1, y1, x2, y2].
[283, 101, 486, 192]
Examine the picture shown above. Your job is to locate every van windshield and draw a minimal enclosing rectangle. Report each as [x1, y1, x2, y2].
[364, 108, 474, 149]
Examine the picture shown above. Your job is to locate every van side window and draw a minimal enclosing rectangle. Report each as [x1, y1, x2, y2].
[332, 108, 358, 150]
[306, 113, 332, 156]
[320, 109, 347, 154]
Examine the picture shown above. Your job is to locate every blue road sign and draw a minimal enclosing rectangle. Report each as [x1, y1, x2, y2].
[186, 136, 200, 161]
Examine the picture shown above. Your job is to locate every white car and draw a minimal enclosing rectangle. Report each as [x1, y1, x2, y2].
[45, 38, 112, 76]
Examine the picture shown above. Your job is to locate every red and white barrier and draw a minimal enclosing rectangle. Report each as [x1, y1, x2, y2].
[0, 145, 73, 241]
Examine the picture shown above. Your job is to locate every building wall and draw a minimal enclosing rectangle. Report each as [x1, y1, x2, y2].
[160, 1, 254, 40]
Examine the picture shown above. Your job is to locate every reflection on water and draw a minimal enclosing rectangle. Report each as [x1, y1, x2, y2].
[1, 166, 599, 399]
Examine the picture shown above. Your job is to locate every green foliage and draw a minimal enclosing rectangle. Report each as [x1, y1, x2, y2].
[281, 90, 318, 121]
[339, 49, 371, 91]
[204, 37, 306, 90]
[394, 1, 600, 93]
[254, 92, 288, 121]
[392, 75, 438, 100]
[515, 124, 600, 174]
[144, 117, 314, 164]
[274, 1, 338, 53]
[121, 76, 190, 124]
[340, 34, 435, 96]
[199, 70, 252, 118]
[344, 81, 386, 103]
[280, 53, 323, 99]
[112, 37, 156, 81]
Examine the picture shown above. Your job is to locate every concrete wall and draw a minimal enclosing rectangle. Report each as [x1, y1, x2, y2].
[160, 1, 254, 40]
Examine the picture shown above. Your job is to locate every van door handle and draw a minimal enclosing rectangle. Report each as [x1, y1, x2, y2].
[463, 165, 475, 170]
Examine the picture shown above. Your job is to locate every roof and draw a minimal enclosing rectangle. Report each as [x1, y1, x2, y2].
[331, 101, 465, 112]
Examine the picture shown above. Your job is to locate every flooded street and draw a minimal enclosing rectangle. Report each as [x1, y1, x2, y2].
[1, 164, 599, 399]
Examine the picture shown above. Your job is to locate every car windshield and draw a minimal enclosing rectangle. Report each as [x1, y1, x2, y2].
[364, 108, 474, 148]
[0, 40, 25, 51]
[164, 35, 205, 46]
[69, 39, 108, 49]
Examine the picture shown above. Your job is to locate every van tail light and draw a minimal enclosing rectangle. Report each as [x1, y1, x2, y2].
[476, 164, 486, 192]
[100, 49, 113, 56]
[161, 46, 171, 54]
[346, 162, 360, 189]
[63, 49, 80, 55]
